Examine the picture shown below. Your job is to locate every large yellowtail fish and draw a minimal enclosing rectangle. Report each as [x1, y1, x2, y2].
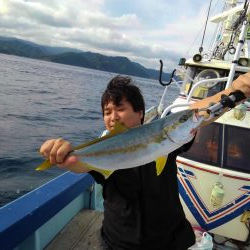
[36, 109, 203, 178]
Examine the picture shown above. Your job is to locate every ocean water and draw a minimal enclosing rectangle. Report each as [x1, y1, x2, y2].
[0, 53, 179, 206]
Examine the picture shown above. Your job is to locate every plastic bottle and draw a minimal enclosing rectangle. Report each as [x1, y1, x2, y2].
[210, 182, 225, 207]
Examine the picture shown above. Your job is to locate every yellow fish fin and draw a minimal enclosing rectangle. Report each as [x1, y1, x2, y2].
[73, 121, 128, 151]
[155, 156, 168, 176]
[36, 159, 53, 171]
[79, 162, 114, 179]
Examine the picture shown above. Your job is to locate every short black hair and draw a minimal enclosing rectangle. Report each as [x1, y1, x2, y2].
[101, 75, 145, 124]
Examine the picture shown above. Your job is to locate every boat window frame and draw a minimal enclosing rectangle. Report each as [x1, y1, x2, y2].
[180, 122, 223, 167]
[223, 124, 250, 174]
[183, 66, 228, 99]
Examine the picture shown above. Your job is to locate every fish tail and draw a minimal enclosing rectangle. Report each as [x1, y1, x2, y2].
[36, 159, 54, 171]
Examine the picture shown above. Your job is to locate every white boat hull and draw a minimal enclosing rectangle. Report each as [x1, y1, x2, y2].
[177, 156, 250, 241]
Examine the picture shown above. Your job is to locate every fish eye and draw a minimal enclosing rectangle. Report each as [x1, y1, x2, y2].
[179, 115, 188, 123]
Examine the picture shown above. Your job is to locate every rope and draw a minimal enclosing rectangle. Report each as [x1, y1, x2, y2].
[199, 0, 213, 53]
[185, 0, 220, 57]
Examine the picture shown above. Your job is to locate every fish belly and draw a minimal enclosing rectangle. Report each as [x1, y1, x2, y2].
[79, 139, 179, 170]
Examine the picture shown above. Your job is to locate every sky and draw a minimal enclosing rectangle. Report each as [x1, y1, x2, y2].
[0, 0, 224, 70]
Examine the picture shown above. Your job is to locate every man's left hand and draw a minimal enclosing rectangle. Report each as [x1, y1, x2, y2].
[232, 72, 250, 98]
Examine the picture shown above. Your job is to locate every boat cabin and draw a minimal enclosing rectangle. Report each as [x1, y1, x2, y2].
[174, 59, 250, 174]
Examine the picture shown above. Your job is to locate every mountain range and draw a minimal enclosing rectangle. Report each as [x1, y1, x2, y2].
[0, 36, 170, 80]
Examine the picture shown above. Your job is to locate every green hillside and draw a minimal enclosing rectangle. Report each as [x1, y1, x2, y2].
[0, 36, 170, 80]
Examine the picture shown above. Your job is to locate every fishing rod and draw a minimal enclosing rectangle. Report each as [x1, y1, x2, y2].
[160, 90, 246, 119]
[206, 90, 246, 117]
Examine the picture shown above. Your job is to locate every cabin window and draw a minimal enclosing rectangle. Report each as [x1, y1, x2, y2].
[224, 126, 250, 173]
[180, 123, 221, 166]
[182, 67, 196, 94]
[182, 67, 227, 99]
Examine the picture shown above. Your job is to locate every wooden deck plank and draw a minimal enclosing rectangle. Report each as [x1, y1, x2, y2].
[45, 209, 103, 250]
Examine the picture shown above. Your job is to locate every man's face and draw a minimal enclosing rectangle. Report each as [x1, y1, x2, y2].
[103, 98, 143, 131]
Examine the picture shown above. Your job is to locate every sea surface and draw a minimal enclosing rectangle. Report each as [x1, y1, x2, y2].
[0, 53, 179, 207]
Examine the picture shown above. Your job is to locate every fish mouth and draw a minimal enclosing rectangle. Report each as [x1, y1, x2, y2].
[193, 109, 201, 122]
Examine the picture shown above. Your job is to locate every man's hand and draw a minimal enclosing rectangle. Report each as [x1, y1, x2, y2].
[39, 138, 89, 173]
[191, 72, 250, 126]
[231, 72, 250, 98]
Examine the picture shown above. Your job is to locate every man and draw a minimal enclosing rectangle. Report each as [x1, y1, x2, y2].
[40, 73, 250, 249]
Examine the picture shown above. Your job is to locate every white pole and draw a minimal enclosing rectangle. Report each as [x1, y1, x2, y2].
[225, 20, 249, 89]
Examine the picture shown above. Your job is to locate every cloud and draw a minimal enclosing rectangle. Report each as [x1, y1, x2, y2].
[0, 0, 220, 69]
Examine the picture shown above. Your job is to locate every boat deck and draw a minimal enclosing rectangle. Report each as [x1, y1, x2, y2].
[45, 208, 249, 250]
[45, 209, 104, 250]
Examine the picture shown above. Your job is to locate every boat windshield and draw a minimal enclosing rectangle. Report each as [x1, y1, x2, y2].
[182, 66, 227, 99]
[180, 123, 250, 174]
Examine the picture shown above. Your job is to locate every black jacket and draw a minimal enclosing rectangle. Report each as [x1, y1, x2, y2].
[90, 142, 195, 250]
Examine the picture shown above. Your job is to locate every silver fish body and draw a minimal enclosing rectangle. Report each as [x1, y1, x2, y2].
[75, 109, 203, 170]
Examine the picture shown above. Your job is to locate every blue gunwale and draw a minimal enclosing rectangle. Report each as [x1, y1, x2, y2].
[0, 172, 94, 249]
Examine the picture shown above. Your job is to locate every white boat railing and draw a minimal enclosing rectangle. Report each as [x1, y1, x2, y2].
[161, 103, 191, 118]
[186, 77, 229, 102]
[157, 86, 169, 115]
[157, 68, 186, 114]
[159, 77, 229, 117]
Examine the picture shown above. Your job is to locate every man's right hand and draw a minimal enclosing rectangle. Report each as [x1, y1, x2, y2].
[39, 138, 89, 173]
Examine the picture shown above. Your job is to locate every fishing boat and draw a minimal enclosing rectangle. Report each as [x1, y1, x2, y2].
[0, 0, 249, 249]
[150, 0, 250, 248]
